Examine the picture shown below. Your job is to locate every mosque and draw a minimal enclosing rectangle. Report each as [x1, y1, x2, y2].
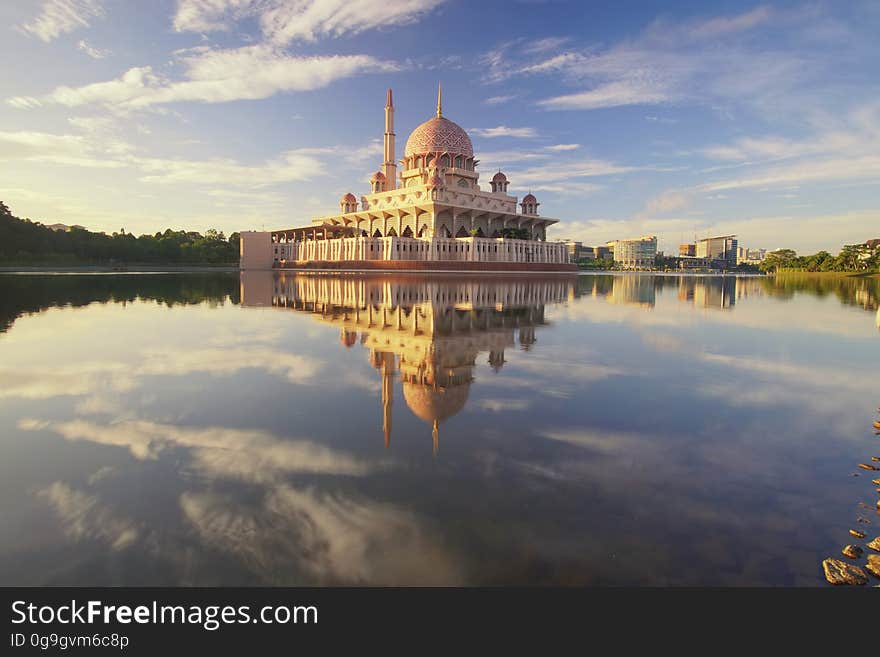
[240, 272, 571, 453]
[239, 86, 574, 272]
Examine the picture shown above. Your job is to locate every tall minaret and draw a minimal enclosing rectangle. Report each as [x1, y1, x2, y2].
[381, 353, 395, 448]
[382, 88, 396, 190]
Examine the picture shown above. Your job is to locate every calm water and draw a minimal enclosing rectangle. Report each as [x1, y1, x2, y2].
[0, 271, 878, 586]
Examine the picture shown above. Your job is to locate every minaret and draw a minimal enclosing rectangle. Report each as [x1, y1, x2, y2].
[436, 81, 442, 118]
[382, 88, 396, 190]
[381, 353, 395, 448]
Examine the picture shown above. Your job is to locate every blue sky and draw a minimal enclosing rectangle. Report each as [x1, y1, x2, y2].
[1, 0, 878, 253]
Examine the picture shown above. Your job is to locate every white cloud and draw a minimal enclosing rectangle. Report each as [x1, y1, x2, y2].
[13, 46, 397, 110]
[687, 6, 773, 39]
[180, 487, 463, 584]
[483, 94, 515, 106]
[77, 39, 109, 59]
[492, 6, 850, 116]
[537, 80, 670, 111]
[172, 0, 445, 45]
[469, 125, 537, 139]
[19, 0, 105, 42]
[545, 143, 580, 151]
[38, 482, 139, 550]
[645, 190, 690, 213]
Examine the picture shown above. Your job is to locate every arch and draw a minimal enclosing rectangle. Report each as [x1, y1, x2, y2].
[457, 178, 469, 188]
[415, 156, 422, 169]
[438, 224, 451, 238]
[454, 155, 463, 168]
[402, 225, 413, 238]
[425, 154, 435, 168]
[455, 226, 469, 238]
[440, 154, 450, 167]
[387, 227, 398, 237]
[373, 228, 382, 238]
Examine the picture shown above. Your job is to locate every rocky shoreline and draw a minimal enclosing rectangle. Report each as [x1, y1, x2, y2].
[823, 407, 880, 585]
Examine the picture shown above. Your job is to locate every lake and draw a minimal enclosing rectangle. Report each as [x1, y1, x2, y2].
[0, 271, 878, 586]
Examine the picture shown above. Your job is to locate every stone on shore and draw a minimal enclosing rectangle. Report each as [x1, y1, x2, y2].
[866, 555, 880, 578]
[868, 537, 880, 552]
[858, 463, 880, 471]
[849, 529, 866, 539]
[842, 544, 863, 559]
[823, 558, 868, 585]
[873, 478, 880, 485]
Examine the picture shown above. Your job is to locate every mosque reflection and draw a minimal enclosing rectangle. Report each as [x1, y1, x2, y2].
[242, 272, 568, 453]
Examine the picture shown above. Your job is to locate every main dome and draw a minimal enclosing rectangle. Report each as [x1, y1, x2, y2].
[404, 117, 473, 158]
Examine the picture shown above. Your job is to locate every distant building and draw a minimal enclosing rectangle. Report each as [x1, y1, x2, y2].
[561, 240, 595, 263]
[606, 235, 657, 270]
[46, 223, 85, 232]
[679, 243, 696, 257]
[857, 238, 880, 262]
[593, 245, 613, 260]
[737, 247, 766, 265]
[696, 235, 737, 269]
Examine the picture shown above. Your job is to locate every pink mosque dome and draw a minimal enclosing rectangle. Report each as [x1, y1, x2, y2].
[402, 381, 471, 424]
[492, 171, 508, 182]
[341, 192, 357, 203]
[369, 171, 386, 182]
[404, 116, 474, 158]
[522, 193, 537, 203]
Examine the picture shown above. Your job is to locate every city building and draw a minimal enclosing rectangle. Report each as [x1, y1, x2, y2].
[856, 238, 880, 262]
[606, 236, 657, 269]
[679, 243, 696, 257]
[593, 245, 613, 261]
[695, 235, 738, 269]
[562, 240, 601, 262]
[240, 86, 572, 272]
[737, 247, 766, 265]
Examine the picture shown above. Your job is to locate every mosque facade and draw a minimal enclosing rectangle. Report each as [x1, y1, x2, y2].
[239, 86, 574, 272]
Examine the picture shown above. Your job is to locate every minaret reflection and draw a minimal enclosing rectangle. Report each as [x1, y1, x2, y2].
[243, 273, 572, 453]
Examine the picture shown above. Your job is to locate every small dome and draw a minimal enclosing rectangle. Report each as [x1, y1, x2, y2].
[341, 192, 357, 203]
[370, 171, 386, 182]
[403, 381, 471, 424]
[492, 171, 507, 182]
[522, 193, 537, 203]
[404, 116, 473, 158]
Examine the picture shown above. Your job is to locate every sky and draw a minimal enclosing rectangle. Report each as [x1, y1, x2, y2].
[1, 0, 879, 254]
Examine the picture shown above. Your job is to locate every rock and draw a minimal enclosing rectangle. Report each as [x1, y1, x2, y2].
[874, 420, 880, 429]
[872, 456, 880, 462]
[823, 558, 868, 585]
[866, 555, 880, 578]
[873, 478, 880, 485]
[868, 537, 880, 552]
[842, 544, 863, 559]
[850, 529, 867, 539]
[858, 463, 880, 471]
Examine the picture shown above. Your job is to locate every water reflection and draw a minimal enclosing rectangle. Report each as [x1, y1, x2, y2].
[0, 272, 240, 333]
[0, 271, 877, 586]
[242, 273, 568, 453]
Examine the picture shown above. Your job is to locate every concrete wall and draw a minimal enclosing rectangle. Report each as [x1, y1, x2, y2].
[240, 231, 273, 270]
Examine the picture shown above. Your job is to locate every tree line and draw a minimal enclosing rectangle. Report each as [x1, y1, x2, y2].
[0, 201, 240, 265]
[759, 245, 879, 273]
